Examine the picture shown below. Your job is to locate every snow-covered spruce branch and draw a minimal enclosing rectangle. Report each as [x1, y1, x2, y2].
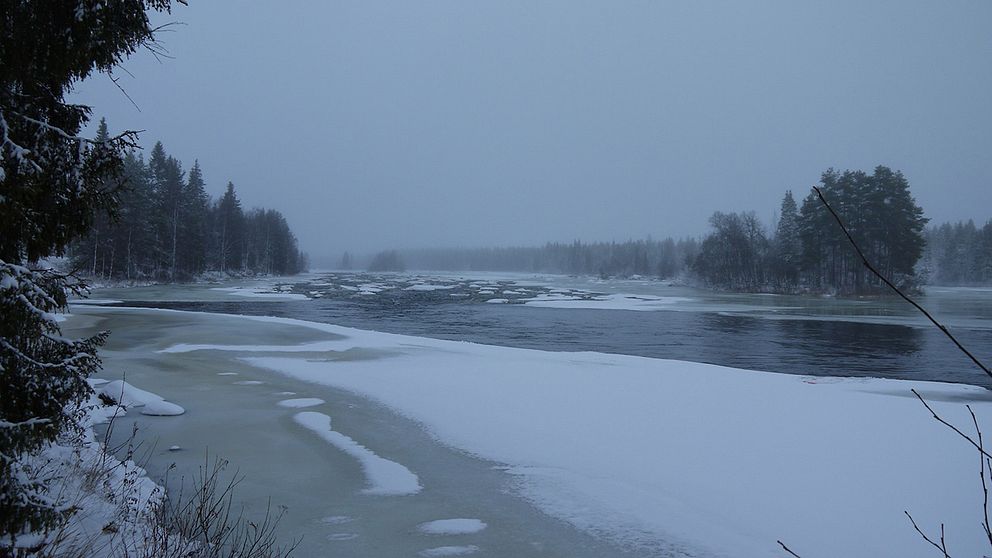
[0, 108, 44, 175]
[5, 108, 142, 148]
[0, 418, 52, 429]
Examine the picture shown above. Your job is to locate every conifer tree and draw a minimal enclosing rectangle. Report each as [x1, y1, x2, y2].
[0, 0, 177, 545]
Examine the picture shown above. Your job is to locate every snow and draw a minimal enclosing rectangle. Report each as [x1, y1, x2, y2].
[155, 312, 992, 558]
[8, 390, 170, 556]
[327, 533, 359, 541]
[99, 380, 164, 407]
[292, 411, 422, 496]
[232, 380, 264, 385]
[98, 380, 185, 416]
[67, 298, 123, 305]
[484, 298, 509, 304]
[418, 519, 487, 535]
[405, 284, 457, 291]
[211, 286, 308, 300]
[521, 292, 693, 311]
[139, 400, 186, 416]
[418, 545, 480, 556]
[277, 397, 325, 408]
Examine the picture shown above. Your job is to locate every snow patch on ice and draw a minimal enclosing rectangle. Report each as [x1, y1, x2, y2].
[405, 284, 456, 291]
[99, 380, 164, 407]
[418, 519, 487, 535]
[293, 412, 421, 496]
[139, 400, 185, 416]
[326, 533, 359, 541]
[277, 398, 325, 408]
[418, 545, 479, 557]
[212, 286, 307, 300]
[522, 293, 692, 311]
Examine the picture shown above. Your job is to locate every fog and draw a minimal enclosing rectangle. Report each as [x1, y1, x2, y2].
[71, 1, 992, 266]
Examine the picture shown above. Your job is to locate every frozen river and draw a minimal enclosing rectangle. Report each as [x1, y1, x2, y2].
[96, 271, 992, 389]
[67, 272, 992, 557]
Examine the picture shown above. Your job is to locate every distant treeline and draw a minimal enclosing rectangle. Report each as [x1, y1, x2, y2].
[921, 220, 992, 285]
[353, 165, 963, 296]
[347, 165, 990, 294]
[71, 120, 308, 281]
[354, 238, 700, 278]
[692, 166, 927, 294]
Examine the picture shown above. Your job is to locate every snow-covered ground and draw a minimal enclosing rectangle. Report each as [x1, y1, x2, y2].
[147, 308, 992, 558]
[8, 379, 182, 557]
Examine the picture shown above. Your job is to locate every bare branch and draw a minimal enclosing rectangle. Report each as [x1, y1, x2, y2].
[813, 186, 992, 380]
[912, 389, 992, 461]
[108, 70, 141, 112]
[905, 511, 952, 557]
[777, 540, 803, 557]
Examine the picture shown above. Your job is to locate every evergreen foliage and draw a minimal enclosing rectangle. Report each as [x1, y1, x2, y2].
[0, 0, 175, 546]
[368, 250, 406, 272]
[71, 141, 309, 280]
[692, 166, 928, 294]
[922, 220, 992, 285]
[397, 238, 698, 278]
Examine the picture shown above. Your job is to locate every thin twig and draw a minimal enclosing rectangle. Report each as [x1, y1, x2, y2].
[777, 540, 803, 557]
[912, 389, 992, 461]
[813, 186, 992, 380]
[905, 511, 952, 557]
[969, 404, 992, 547]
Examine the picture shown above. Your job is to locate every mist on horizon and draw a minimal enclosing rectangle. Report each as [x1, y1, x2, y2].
[71, 1, 992, 267]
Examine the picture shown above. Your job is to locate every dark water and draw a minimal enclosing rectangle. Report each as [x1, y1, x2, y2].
[116, 291, 992, 390]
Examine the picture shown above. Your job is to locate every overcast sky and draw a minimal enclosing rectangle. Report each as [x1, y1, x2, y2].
[72, 1, 992, 265]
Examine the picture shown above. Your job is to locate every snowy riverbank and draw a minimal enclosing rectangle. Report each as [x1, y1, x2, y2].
[71, 302, 992, 557]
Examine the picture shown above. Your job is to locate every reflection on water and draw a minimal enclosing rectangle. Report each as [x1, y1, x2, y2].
[117, 289, 992, 389]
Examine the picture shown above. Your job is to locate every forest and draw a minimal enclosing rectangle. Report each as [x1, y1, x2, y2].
[691, 166, 929, 294]
[70, 120, 309, 281]
[368, 238, 701, 278]
[921, 220, 992, 285]
[357, 165, 992, 295]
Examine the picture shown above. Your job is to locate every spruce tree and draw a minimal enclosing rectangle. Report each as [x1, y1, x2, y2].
[771, 190, 802, 286]
[179, 160, 209, 277]
[0, 0, 177, 546]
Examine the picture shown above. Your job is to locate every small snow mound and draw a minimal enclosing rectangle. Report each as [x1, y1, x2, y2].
[321, 515, 354, 525]
[418, 519, 487, 535]
[99, 380, 164, 407]
[326, 533, 359, 541]
[140, 400, 186, 416]
[418, 545, 480, 557]
[168, 445, 182, 452]
[278, 398, 325, 408]
[217, 372, 238, 376]
[485, 298, 509, 304]
[233, 380, 264, 385]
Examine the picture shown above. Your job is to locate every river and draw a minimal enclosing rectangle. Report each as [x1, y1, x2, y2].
[95, 271, 992, 389]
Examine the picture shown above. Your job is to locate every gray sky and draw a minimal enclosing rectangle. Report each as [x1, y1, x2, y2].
[72, 1, 992, 265]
